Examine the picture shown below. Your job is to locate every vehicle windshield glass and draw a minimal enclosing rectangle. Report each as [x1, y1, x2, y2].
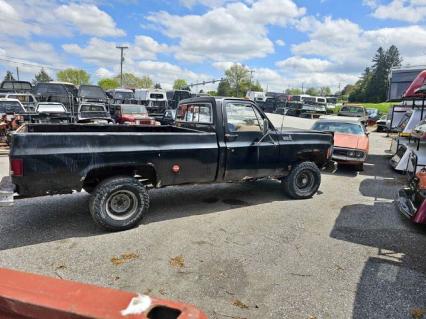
[367, 109, 377, 116]
[37, 104, 66, 113]
[79, 86, 106, 99]
[2, 82, 32, 90]
[0, 101, 25, 113]
[312, 121, 364, 135]
[80, 105, 105, 112]
[115, 91, 134, 99]
[341, 106, 364, 113]
[150, 93, 165, 99]
[166, 91, 174, 100]
[327, 97, 337, 103]
[121, 105, 147, 114]
[64, 85, 77, 96]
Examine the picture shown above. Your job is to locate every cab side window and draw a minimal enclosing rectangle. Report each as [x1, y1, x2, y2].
[225, 102, 264, 133]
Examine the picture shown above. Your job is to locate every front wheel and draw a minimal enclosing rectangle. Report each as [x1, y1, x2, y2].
[89, 176, 149, 231]
[282, 161, 321, 199]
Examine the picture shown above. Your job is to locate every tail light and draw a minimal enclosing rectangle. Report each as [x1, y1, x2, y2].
[11, 159, 23, 176]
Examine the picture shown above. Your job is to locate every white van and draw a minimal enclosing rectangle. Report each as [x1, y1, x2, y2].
[246, 91, 266, 102]
[134, 89, 168, 119]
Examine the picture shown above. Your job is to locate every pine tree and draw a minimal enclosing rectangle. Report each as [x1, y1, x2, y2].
[217, 80, 232, 96]
[33, 68, 52, 84]
[3, 71, 15, 81]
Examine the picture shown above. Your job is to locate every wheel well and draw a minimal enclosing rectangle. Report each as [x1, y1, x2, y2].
[83, 165, 157, 188]
[296, 150, 326, 167]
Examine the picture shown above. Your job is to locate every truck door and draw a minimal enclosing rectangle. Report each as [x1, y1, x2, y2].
[223, 101, 279, 181]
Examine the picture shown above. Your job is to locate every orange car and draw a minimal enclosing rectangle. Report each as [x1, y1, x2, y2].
[312, 119, 369, 170]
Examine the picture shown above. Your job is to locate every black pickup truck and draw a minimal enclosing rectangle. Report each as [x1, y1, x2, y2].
[1, 97, 335, 231]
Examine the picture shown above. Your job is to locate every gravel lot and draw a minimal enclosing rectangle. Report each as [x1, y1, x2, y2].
[0, 131, 425, 318]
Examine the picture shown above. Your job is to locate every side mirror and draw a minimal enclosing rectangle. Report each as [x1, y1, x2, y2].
[263, 118, 269, 135]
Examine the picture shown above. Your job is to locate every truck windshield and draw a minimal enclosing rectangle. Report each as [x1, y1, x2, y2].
[1, 82, 32, 91]
[79, 86, 106, 99]
[37, 104, 66, 113]
[150, 93, 165, 99]
[115, 91, 134, 99]
[0, 101, 25, 113]
[80, 105, 106, 112]
[341, 106, 364, 113]
[121, 105, 147, 114]
[312, 121, 364, 135]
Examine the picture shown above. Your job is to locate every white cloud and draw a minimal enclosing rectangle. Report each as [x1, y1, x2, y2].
[63, 36, 168, 66]
[212, 61, 237, 70]
[96, 67, 114, 78]
[362, 0, 378, 9]
[276, 57, 332, 72]
[148, 0, 305, 62]
[180, 0, 236, 8]
[0, 0, 124, 38]
[275, 39, 285, 46]
[55, 3, 125, 37]
[371, 0, 426, 23]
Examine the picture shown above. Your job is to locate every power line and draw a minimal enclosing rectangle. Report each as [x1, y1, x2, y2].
[0, 55, 63, 71]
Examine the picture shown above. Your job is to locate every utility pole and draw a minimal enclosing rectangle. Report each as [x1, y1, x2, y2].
[301, 83, 304, 94]
[249, 69, 255, 91]
[116, 45, 128, 87]
[16, 66, 19, 80]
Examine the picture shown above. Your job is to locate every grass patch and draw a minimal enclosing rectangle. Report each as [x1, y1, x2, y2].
[335, 102, 395, 114]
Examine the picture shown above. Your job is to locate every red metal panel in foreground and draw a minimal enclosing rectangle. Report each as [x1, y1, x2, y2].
[0, 268, 208, 319]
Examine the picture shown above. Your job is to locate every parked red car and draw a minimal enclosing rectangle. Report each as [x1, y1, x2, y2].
[114, 104, 159, 125]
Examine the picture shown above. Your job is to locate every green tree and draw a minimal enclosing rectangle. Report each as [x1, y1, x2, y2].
[98, 78, 120, 90]
[217, 80, 232, 96]
[285, 88, 303, 95]
[207, 90, 217, 96]
[33, 68, 52, 84]
[319, 87, 332, 96]
[225, 64, 250, 97]
[250, 80, 263, 92]
[173, 79, 188, 90]
[3, 71, 15, 81]
[305, 87, 319, 96]
[349, 45, 402, 102]
[57, 68, 90, 85]
[115, 73, 153, 88]
[154, 83, 162, 89]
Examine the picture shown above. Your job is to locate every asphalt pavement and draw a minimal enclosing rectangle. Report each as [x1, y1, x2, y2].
[0, 131, 425, 319]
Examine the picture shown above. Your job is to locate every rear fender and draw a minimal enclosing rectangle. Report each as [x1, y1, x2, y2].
[83, 163, 158, 188]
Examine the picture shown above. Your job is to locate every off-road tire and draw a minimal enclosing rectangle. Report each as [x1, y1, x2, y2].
[282, 161, 321, 199]
[89, 176, 149, 231]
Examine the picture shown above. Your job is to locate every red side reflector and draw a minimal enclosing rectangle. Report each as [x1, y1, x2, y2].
[11, 159, 23, 176]
[171, 164, 180, 174]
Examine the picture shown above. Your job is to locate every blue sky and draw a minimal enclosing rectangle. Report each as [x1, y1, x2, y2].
[1, 0, 426, 91]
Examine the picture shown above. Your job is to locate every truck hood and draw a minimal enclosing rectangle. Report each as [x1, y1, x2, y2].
[334, 132, 369, 151]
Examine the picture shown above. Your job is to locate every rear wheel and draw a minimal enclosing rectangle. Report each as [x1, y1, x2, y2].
[89, 176, 149, 231]
[282, 161, 321, 199]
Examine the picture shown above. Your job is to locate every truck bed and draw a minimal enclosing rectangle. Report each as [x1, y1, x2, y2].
[11, 124, 220, 197]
